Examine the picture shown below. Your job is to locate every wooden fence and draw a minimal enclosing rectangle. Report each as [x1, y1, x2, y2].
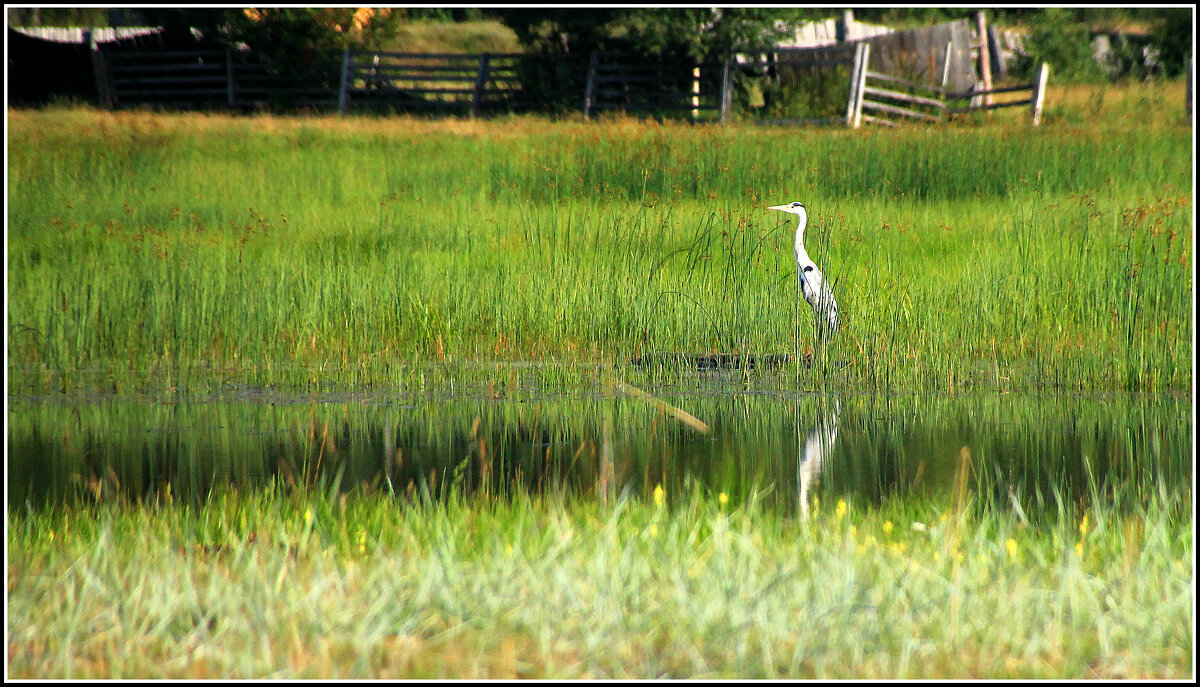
[100, 49, 339, 110]
[847, 42, 1050, 127]
[583, 51, 734, 123]
[96, 48, 524, 114]
[338, 50, 524, 115]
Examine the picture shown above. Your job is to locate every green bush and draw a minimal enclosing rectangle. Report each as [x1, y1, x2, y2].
[1016, 9, 1108, 83]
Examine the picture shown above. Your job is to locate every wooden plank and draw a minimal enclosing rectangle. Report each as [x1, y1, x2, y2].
[356, 63, 487, 75]
[595, 88, 716, 103]
[862, 84, 947, 109]
[115, 89, 231, 98]
[110, 62, 226, 74]
[861, 98, 941, 121]
[865, 70, 947, 95]
[108, 50, 224, 61]
[364, 86, 478, 95]
[352, 50, 525, 60]
[948, 98, 1031, 114]
[860, 114, 898, 127]
[591, 103, 718, 113]
[944, 82, 1032, 99]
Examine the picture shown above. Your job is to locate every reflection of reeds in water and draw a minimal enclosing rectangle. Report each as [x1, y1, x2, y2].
[798, 399, 839, 520]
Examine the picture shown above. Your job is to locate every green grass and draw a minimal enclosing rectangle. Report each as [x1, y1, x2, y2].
[6, 481, 1191, 678]
[382, 19, 522, 54]
[5, 81, 1193, 395]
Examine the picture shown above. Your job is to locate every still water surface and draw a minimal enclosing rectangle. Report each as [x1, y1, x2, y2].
[7, 389, 1192, 516]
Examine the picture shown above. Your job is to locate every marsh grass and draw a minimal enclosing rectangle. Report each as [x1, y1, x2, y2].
[6, 81, 1193, 394]
[6, 475, 1191, 679]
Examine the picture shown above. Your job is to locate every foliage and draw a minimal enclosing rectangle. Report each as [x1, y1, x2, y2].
[494, 8, 831, 61]
[1015, 9, 1109, 83]
[1146, 7, 1193, 77]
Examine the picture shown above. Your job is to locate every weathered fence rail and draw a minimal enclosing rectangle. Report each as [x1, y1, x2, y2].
[101, 49, 339, 110]
[583, 51, 734, 123]
[846, 40, 1050, 127]
[338, 49, 524, 115]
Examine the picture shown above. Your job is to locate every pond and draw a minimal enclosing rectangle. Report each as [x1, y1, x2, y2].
[8, 385, 1191, 519]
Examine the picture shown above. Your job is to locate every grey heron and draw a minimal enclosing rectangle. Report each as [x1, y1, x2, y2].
[769, 201, 839, 338]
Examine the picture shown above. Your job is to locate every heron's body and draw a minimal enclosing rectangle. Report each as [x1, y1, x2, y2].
[770, 201, 839, 337]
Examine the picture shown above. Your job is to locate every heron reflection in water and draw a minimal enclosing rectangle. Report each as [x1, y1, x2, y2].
[797, 399, 840, 520]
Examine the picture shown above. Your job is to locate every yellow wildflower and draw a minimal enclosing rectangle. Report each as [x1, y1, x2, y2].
[1079, 513, 1090, 537]
[1006, 538, 1019, 557]
[882, 521, 894, 536]
[718, 492, 728, 506]
[653, 484, 665, 507]
[836, 499, 848, 520]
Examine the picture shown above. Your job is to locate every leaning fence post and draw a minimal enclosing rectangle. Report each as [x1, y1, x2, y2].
[472, 53, 492, 118]
[1030, 61, 1049, 126]
[845, 42, 870, 128]
[337, 46, 353, 115]
[940, 41, 953, 90]
[583, 50, 599, 119]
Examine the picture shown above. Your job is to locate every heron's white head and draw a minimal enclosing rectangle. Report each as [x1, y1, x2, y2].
[768, 201, 806, 216]
[769, 201, 808, 242]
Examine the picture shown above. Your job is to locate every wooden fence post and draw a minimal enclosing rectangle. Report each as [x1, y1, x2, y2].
[975, 11, 993, 109]
[582, 50, 599, 119]
[836, 9, 854, 43]
[472, 53, 492, 117]
[337, 47, 353, 114]
[719, 54, 734, 125]
[1030, 61, 1049, 126]
[87, 30, 114, 109]
[225, 50, 236, 107]
[845, 42, 870, 128]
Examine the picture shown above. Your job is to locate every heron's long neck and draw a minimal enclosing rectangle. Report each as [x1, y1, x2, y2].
[793, 212, 808, 260]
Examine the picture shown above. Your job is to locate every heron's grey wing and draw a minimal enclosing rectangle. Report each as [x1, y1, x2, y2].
[800, 264, 823, 309]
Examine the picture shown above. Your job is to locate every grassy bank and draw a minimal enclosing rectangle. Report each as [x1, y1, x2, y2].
[6, 482, 1191, 678]
[5, 81, 1193, 394]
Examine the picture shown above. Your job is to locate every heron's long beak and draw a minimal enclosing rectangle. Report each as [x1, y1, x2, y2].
[767, 204, 791, 212]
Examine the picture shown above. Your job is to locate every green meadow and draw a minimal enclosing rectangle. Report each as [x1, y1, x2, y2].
[6, 81, 1194, 679]
[7, 481, 1192, 678]
[6, 81, 1192, 395]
